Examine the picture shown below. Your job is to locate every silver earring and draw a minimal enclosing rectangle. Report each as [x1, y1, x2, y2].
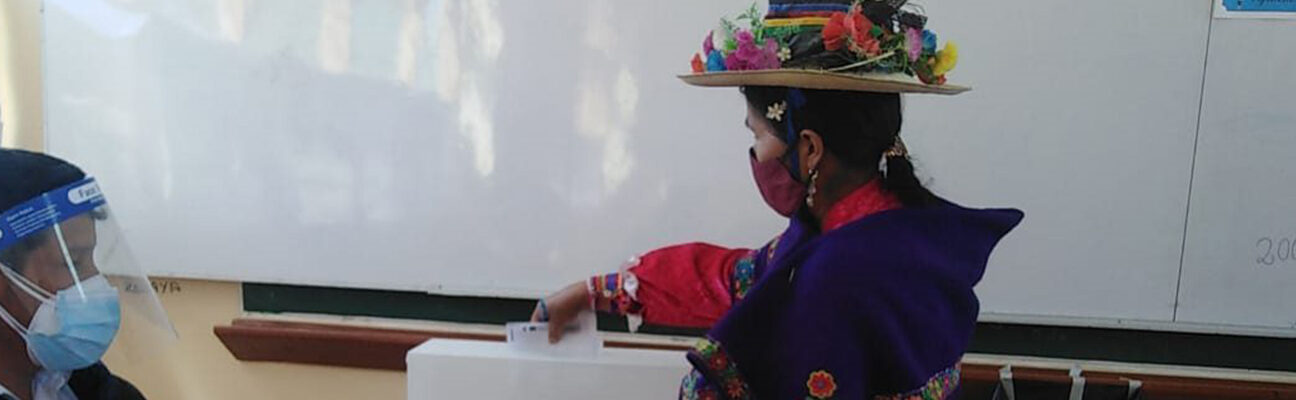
[806, 168, 819, 208]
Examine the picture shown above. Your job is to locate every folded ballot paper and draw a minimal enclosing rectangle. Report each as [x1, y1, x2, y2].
[505, 311, 600, 358]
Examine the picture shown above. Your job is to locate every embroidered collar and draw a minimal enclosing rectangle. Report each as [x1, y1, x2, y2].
[821, 179, 901, 232]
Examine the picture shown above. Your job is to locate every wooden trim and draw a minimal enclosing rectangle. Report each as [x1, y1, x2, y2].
[215, 318, 1296, 399]
[213, 318, 691, 370]
[960, 366, 1296, 400]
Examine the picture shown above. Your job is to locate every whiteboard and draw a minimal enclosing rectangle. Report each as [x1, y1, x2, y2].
[903, 0, 1211, 323]
[44, 0, 783, 296]
[43, 0, 1293, 335]
[1177, 17, 1296, 330]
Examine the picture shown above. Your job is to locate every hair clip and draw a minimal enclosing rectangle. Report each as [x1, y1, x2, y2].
[766, 101, 787, 122]
[884, 137, 909, 158]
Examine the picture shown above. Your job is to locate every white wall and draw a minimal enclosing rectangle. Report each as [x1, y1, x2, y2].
[0, 0, 44, 150]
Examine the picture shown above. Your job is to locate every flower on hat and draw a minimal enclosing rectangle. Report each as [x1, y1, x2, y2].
[703, 31, 715, 55]
[760, 38, 781, 68]
[905, 28, 922, 62]
[724, 30, 781, 71]
[823, 5, 881, 58]
[822, 13, 848, 51]
[684, 1, 964, 92]
[932, 41, 958, 76]
[922, 30, 938, 53]
[706, 50, 727, 72]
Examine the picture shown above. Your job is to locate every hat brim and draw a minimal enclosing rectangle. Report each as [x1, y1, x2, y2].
[678, 70, 970, 95]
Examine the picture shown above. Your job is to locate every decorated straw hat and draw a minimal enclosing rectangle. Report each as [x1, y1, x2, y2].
[679, 0, 967, 95]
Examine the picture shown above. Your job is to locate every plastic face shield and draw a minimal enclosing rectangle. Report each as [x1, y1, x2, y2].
[0, 177, 176, 362]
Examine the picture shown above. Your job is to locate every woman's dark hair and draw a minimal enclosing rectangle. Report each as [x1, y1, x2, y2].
[742, 86, 937, 207]
[0, 149, 87, 272]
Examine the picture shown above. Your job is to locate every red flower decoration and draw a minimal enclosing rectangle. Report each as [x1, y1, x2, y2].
[822, 13, 848, 51]
[708, 351, 730, 372]
[725, 380, 745, 398]
[843, 6, 880, 57]
[821, 6, 880, 57]
[807, 370, 838, 399]
[691, 53, 705, 73]
[843, 6, 871, 45]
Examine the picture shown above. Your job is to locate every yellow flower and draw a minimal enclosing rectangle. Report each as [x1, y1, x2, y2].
[932, 41, 958, 76]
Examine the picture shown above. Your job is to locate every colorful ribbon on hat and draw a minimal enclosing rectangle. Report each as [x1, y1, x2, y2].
[767, 2, 851, 17]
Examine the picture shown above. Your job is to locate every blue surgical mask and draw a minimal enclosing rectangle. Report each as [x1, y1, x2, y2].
[0, 267, 122, 371]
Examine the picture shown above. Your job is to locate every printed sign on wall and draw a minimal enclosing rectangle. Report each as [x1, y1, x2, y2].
[1216, 0, 1296, 18]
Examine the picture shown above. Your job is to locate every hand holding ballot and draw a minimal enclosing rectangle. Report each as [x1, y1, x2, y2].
[530, 281, 592, 344]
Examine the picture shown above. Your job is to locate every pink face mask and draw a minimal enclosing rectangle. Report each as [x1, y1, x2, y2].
[749, 149, 806, 217]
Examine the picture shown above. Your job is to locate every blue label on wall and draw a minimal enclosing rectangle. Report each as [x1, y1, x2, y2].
[1224, 0, 1296, 12]
[0, 177, 107, 252]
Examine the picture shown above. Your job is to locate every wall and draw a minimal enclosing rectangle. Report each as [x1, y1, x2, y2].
[104, 279, 405, 400]
[1, 2, 405, 398]
[0, 0, 42, 150]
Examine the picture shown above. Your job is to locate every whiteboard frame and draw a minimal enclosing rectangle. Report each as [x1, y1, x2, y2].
[980, 312, 1296, 339]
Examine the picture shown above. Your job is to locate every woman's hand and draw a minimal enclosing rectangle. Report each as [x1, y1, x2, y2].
[530, 281, 592, 343]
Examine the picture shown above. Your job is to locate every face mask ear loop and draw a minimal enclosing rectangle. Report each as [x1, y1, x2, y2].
[0, 301, 28, 338]
[51, 221, 87, 299]
[0, 262, 55, 303]
[0, 264, 35, 338]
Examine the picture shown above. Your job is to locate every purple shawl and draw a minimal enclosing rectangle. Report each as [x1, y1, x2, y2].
[685, 202, 1023, 399]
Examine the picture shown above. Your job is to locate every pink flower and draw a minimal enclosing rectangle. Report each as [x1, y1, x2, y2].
[724, 30, 782, 71]
[703, 30, 715, 55]
[735, 30, 754, 46]
[906, 28, 922, 62]
[760, 37, 781, 67]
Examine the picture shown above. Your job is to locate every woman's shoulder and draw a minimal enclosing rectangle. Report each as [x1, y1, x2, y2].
[804, 201, 1024, 286]
[834, 200, 1023, 235]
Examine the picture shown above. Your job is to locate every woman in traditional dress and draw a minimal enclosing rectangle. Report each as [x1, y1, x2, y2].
[536, 1, 1022, 398]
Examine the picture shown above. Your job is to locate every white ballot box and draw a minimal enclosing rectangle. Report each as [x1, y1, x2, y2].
[406, 338, 691, 399]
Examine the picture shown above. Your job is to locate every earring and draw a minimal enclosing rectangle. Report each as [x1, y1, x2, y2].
[806, 168, 819, 208]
